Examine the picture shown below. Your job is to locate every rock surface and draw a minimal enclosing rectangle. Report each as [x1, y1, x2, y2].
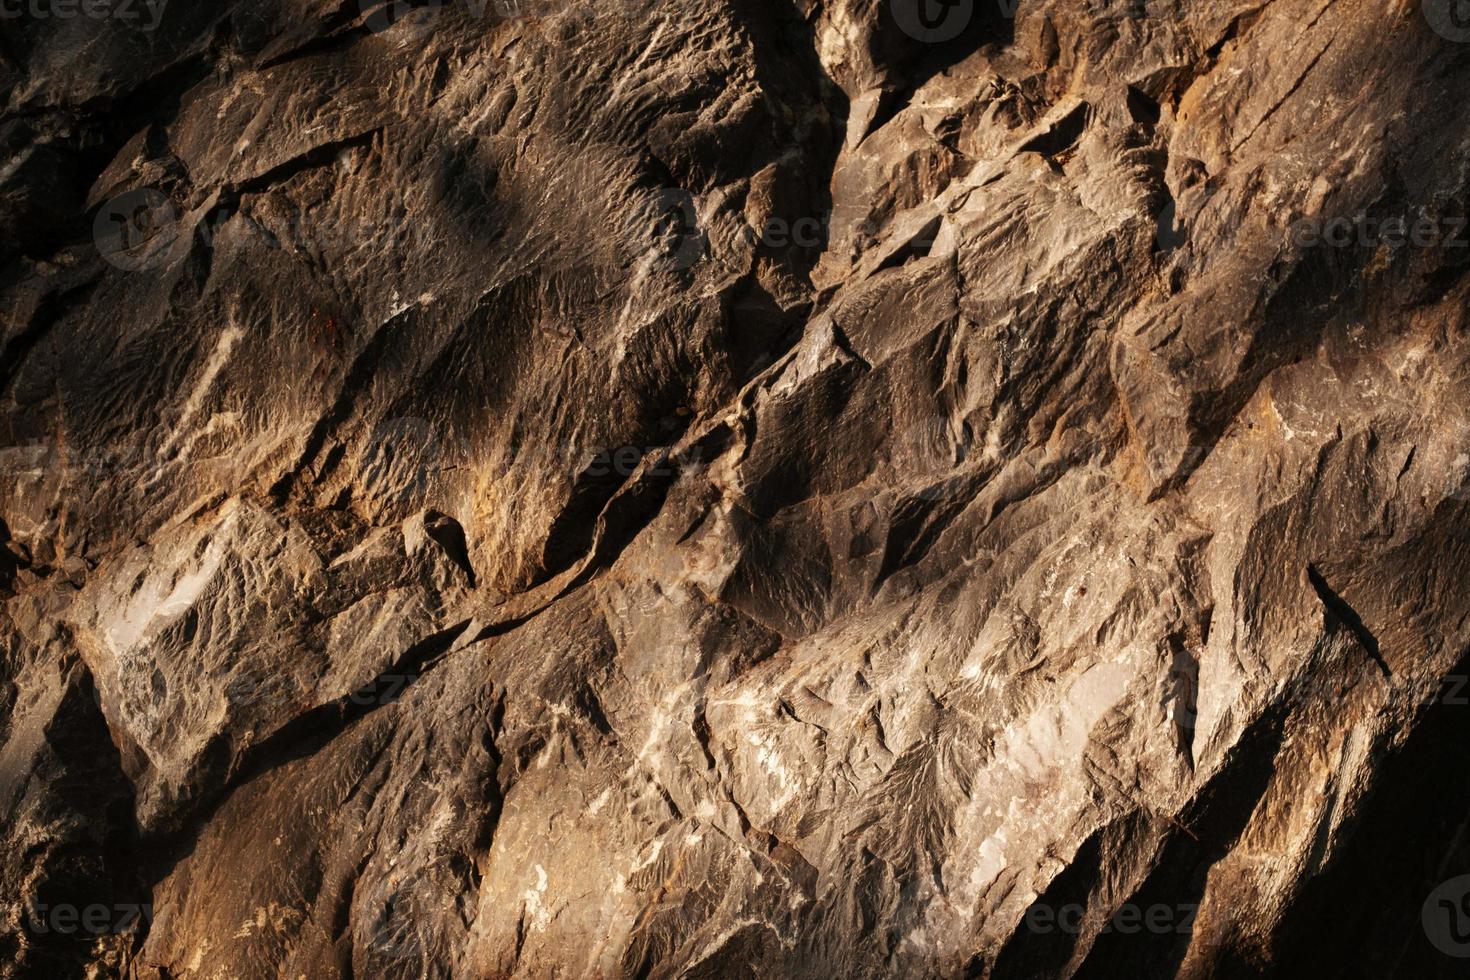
[4, 0, 1470, 976]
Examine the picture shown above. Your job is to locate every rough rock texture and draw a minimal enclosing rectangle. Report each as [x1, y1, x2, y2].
[4, 0, 1470, 976]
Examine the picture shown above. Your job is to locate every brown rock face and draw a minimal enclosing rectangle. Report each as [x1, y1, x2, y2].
[4, 0, 1470, 976]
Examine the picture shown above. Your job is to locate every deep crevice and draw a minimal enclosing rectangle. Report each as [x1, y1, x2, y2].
[1017, 101, 1092, 160]
[1306, 563, 1392, 678]
[865, 0, 1018, 138]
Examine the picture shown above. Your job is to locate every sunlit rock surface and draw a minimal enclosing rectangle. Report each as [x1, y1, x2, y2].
[4, 0, 1470, 976]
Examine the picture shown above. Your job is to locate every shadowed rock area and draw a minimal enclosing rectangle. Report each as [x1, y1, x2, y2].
[3, 0, 1470, 976]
